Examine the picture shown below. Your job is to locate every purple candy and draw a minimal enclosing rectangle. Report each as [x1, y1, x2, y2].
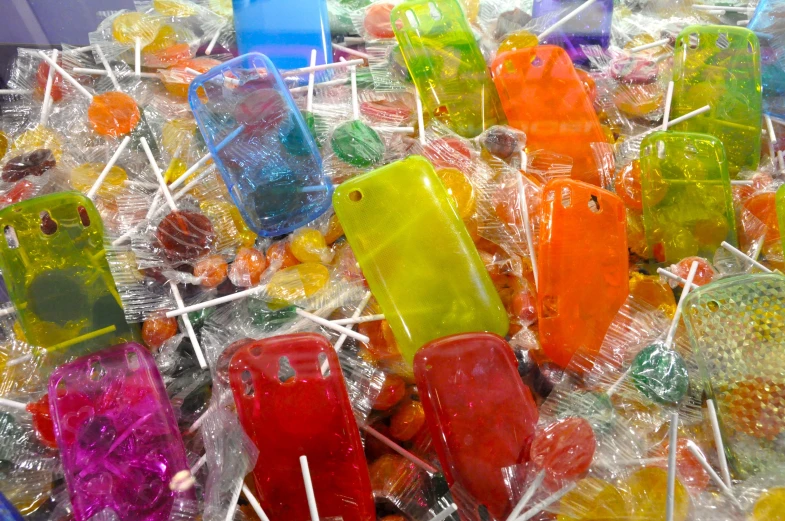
[532, 0, 614, 65]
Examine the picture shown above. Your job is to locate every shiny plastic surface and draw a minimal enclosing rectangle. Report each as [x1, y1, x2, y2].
[639, 131, 737, 264]
[390, 0, 506, 138]
[48, 343, 190, 521]
[530, 0, 614, 64]
[189, 53, 331, 237]
[228, 333, 374, 521]
[232, 0, 332, 70]
[748, 0, 785, 118]
[683, 274, 785, 478]
[537, 179, 628, 368]
[0, 492, 22, 521]
[333, 156, 509, 364]
[413, 333, 538, 520]
[778, 184, 785, 257]
[671, 25, 762, 176]
[491, 46, 606, 186]
[0, 192, 138, 369]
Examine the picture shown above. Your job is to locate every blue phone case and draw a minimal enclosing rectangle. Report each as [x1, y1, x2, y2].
[232, 0, 333, 71]
[189, 53, 332, 237]
[0, 491, 23, 521]
[531, 0, 613, 65]
[748, 0, 785, 119]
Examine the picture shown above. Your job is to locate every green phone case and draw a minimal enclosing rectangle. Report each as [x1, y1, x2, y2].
[639, 131, 737, 264]
[777, 184, 785, 259]
[671, 25, 762, 177]
[0, 192, 138, 369]
[391, 0, 506, 138]
[333, 156, 508, 365]
[683, 273, 785, 478]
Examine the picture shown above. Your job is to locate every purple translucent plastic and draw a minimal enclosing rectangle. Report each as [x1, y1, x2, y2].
[532, 0, 614, 64]
[48, 343, 191, 521]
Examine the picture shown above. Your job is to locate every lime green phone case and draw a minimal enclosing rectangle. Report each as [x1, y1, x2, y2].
[777, 184, 785, 258]
[0, 192, 138, 369]
[390, 0, 506, 138]
[671, 25, 762, 177]
[639, 131, 737, 264]
[333, 156, 508, 364]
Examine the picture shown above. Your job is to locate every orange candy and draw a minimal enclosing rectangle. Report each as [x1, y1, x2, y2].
[142, 314, 179, 348]
[616, 160, 643, 211]
[389, 400, 426, 441]
[87, 92, 141, 137]
[673, 257, 716, 287]
[373, 375, 407, 411]
[162, 57, 221, 98]
[194, 255, 228, 288]
[743, 192, 780, 243]
[266, 241, 300, 270]
[229, 247, 268, 287]
[650, 438, 710, 492]
[324, 214, 344, 244]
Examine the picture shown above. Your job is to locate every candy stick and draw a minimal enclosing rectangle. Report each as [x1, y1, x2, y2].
[505, 470, 546, 521]
[0, 89, 32, 95]
[190, 454, 208, 474]
[141, 137, 177, 210]
[778, 150, 785, 172]
[205, 24, 223, 55]
[661, 81, 675, 131]
[170, 283, 208, 370]
[185, 391, 231, 435]
[0, 305, 15, 317]
[343, 36, 366, 45]
[361, 424, 439, 474]
[684, 441, 743, 509]
[224, 479, 245, 521]
[656, 267, 699, 291]
[663, 261, 699, 350]
[730, 180, 753, 186]
[290, 76, 350, 93]
[350, 65, 360, 120]
[281, 58, 364, 78]
[706, 399, 732, 488]
[40, 49, 59, 126]
[516, 482, 578, 521]
[666, 412, 679, 521]
[166, 284, 268, 317]
[331, 313, 384, 326]
[124, 180, 160, 189]
[87, 136, 131, 199]
[242, 484, 271, 521]
[134, 38, 142, 78]
[94, 45, 121, 92]
[373, 126, 416, 134]
[334, 291, 373, 352]
[516, 170, 538, 290]
[693, 4, 755, 11]
[666, 105, 711, 127]
[332, 43, 371, 60]
[5, 353, 33, 367]
[300, 456, 321, 521]
[169, 469, 196, 491]
[0, 397, 28, 411]
[765, 115, 777, 160]
[630, 38, 670, 53]
[416, 93, 426, 145]
[294, 308, 371, 343]
[736, 20, 749, 26]
[38, 51, 93, 101]
[537, 0, 598, 42]
[306, 49, 317, 112]
[429, 503, 458, 521]
[720, 241, 772, 273]
[72, 67, 159, 79]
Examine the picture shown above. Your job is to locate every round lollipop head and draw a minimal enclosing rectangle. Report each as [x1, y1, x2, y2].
[155, 210, 216, 262]
[330, 120, 385, 167]
[630, 344, 689, 405]
[627, 467, 690, 521]
[557, 477, 631, 521]
[529, 417, 596, 487]
[88, 92, 141, 138]
[752, 487, 785, 521]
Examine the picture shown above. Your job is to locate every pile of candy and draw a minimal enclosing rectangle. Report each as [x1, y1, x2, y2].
[0, 0, 784, 520]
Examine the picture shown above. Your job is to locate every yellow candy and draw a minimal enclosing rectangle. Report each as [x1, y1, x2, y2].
[628, 467, 690, 521]
[0, 130, 8, 160]
[112, 12, 161, 46]
[12, 321, 26, 343]
[4, 468, 52, 515]
[143, 24, 178, 53]
[558, 478, 631, 521]
[226, 204, 258, 248]
[290, 228, 332, 263]
[200, 200, 257, 250]
[161, 119, 196, 156]
[71, 163, 128, 199]
[10, 126, 63, 160]
[209, 0, 233, 17]
[267, 263, 330, 303]
[153, 0, 198, 16]
[164, 157, 188, 184]
[752, 487, 785, 521]
[497, 30, 539, 55]
[436, 167, 476, 219]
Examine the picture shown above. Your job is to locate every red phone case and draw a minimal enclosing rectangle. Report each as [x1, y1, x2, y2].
[228, 333, 374, 521]
[413, 333, 539, 520]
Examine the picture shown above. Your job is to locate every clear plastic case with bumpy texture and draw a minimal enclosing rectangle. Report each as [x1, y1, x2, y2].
[531, 0, 614, 65]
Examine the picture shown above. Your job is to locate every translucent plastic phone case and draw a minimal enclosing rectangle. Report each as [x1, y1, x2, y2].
[0, 193, 138, 369]
[0, 491, 22, 521]
[672, 25, 762, 176]
[683, 274, 785, 478]
[229, 333, 374, 521]
[390, 0, 506, 138]
[748, 0, 785, 118]
[48, 343, 191, 521]
[414, 333, 538, 520]
[639, 131, 737, 264]
[492, 46, 606, 186]
[232, 0, 332, 70]
[189, 53, 331, 237]
[537, 179, 628, 369]
[531, 0, 614, 64]
[777, 184, 785, 258]
[333, 156, 508, 364]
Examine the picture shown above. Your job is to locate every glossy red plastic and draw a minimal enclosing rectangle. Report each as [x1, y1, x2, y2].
[413, 333, 539, 520]
[228, 333, 374, 521]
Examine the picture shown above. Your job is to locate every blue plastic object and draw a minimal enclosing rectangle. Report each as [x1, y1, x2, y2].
[189, 53, 332, 237]
[748, 0, 785, 119]
[232, 0, 333, 70]
[0, 491, 22, 521]
[531, 0, 613, 65]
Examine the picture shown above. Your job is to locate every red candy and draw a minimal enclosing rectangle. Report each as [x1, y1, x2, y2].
[155, 210, 216, 262]
[529, 417, 596, 486]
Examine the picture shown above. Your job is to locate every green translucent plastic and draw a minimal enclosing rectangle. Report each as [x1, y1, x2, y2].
[683, 274, 785, 478]
[671, 25, 762, 177]
[639, 131, 737, 264]
[777, 184, 785, 258]
[333, 156, 508, 364]
[0, 192, 138, 370]
[390, 0, 506, 138]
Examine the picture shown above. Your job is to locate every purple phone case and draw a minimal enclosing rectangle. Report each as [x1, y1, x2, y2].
[48, 343, 191, 521]
[531, 0, 613, 64]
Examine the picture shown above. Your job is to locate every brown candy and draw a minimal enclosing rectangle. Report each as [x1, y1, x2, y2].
[155, 210, 216, 262]
[2, 149, 56, 182]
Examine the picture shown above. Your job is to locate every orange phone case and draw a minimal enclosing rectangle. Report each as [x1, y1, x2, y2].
[491, 46, 606, 186]
[537, 179, 628, 369]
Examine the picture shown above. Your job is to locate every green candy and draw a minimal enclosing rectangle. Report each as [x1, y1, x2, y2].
[556, 390, 616, 433]
[247, 299, 297, 329]
[330, 120, 384, 167]
[631, 343, 690, 405]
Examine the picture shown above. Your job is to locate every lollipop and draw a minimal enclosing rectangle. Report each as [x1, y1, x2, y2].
[751, 487, 785, 521]
[556, 477, 631, 521]
[330, 66, 385, 167]
[627, 467, 690, 521]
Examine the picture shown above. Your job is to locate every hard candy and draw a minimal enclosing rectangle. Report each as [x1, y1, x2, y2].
[627, 467, 690, 521]
[529, 417, 596, 485]
[331, 120, 385, 167]
[88, 92, 141, 138]
[631, 344, 689, 405]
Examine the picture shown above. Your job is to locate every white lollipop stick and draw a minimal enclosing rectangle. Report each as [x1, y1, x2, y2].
[334, 291, 373, 351]
[663, 261, 699, 350]
[332, 43, 370, 60]
[94, 45, 121, 92]
[331, 313, 384, 326]
[685, 441, 742, 509]
[693, 4, 755, 11]
[606, 366, 632, 398]
[294, 308, 370, 343]
[206, 23, 223, 55]
[170, 283, 208, 370]
[306, 49, 317, 113]
[730, 180, 754, 186]
[416, 93, 426, 145]
[765, 115, 777, 160]
[429, 503, 458, 521]
[350, 65, 359, 120]
[666, 105, 711, 127]
[40, 49, 59, 126]
[190, 454, 208, 474]
[517, 482, 578, 521]
[165, 284, 268, 317]
[290, 76, 350, 93]
[141, 137, 177, 211]
[516, 171, 538, 290]
[630, 38, 670, 53]
[538, 0, 598, 42]
[224, 479, 244, 521]
[72, 67, 159, 79]
[282, 58, 364, 78]
[720, 241, 772, 273]
[506, 470, 545, 521]
[706, 399, 732, 488]
[300, 456, 321, 521]
[186, 391, 231, 434]
[135, 38, 142, 77]
[87, 136, 131, 199]
[662, 81, 675, 131]
[0, 397, 28, 411]
[37, 51, 93, 101]
[169, 469, 196, 491]
[666, 412, 679, 521]
[778, 150, 785, 172]
[5, 353, 33, 367]
[243, 484, 271, 521]
[373, 126, 415, 134]
[361, 423, 439, 474]
[0, 90, 33, 95]
[657, 268, 699, 291]
[0, 305, 15, 317]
